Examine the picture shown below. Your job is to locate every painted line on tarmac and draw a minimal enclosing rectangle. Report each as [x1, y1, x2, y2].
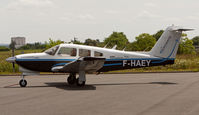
[4, 84, 18, 88]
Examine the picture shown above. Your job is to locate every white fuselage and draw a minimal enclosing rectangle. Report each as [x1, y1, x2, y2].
[13, 43, 174, 73]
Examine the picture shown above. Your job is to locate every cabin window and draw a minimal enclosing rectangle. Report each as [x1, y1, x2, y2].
[58, 47, 77, 56]
[94, 51, 103, 57]
[44, 45, 59, 55]
[79, 49, 91, 57]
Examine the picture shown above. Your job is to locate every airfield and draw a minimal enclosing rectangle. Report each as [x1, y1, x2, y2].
[1, 73, 199, 115]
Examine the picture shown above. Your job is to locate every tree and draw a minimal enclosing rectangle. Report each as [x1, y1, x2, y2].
[70, 38, 83, 45]
[153, 30, 164, 41]
[127, 33, 156, 51]
[104, 32, 129, 50]
[178, 33, 196, 54]
[84, 39, 100, 46]
[9, 40, 16, 50]
[192, 36, 199, 46]
[19, 42, 46, 50]
[45, 38, 64, 49]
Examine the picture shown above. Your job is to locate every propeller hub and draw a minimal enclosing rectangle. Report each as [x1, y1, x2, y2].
[6, 57, 16, 63]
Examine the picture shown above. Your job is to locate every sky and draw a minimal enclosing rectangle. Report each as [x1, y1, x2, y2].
[0, 0, 199, 44]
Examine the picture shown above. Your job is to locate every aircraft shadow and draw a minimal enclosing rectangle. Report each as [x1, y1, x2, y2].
[45, 82, 96, 90]
[3, 81, 177, 90]
[91, 82, 177, 86]
[3, 82, 96, 91]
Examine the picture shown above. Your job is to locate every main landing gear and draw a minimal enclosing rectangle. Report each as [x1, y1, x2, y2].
[67, 72, 86, 86]
[18, 72, 86, 87]
[19, 75, 27, 87]
[67, 73, 76, 85]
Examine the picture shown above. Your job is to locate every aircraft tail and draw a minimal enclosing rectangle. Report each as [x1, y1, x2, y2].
[149, 25, 193, 59]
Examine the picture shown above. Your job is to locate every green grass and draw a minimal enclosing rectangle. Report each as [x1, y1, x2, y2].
[0, 49, 42, 74]
[0, 50, 199, 74]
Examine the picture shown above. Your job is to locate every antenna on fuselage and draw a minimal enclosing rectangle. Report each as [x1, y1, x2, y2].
[144, 47, 149, 51]
[122, 47, 126, 51]
[104, 42, 110, 48]
[112, 45, 117, 49]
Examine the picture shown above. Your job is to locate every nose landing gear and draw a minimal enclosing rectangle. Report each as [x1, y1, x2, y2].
[19, 75, 27, 87]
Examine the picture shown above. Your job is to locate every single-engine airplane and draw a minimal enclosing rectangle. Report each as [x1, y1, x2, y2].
[6, 25, 193, 87]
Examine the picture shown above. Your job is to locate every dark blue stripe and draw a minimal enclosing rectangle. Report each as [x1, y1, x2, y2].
[106, 58, 174, 61]
[151, 58, 174, 64]
[104, 63, 122, 66]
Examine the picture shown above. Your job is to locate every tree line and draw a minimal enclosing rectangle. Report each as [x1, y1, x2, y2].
[4, 30, 199, 54]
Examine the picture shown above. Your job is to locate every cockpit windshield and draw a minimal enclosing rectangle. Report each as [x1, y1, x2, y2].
[44, 45, 59, 55]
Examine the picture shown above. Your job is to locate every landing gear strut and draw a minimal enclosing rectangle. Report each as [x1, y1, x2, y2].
[76, 71, 86, 86]
[76, 78, 85, 86]
[19, 75, 27, 87]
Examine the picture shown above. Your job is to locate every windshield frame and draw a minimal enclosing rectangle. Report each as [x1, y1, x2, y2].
[44, 45, 60, 55]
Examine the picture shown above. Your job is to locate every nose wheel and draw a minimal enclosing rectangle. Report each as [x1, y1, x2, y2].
[19, 75, 27, 87]
[19, 79, 27, 87]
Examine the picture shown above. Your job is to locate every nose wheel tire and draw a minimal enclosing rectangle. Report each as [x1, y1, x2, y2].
[19, 79, 27, 87]
[76, 78, 85, 86]
[67, 76, 76, 85]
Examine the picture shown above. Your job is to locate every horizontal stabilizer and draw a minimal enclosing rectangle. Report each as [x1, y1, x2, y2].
[171, 28, 194, 32]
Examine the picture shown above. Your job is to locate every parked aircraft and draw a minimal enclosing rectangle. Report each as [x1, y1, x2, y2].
[6, 25, 193, 87]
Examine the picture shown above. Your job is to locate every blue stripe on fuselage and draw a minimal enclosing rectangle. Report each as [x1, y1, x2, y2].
[16, 58, 169, 62]
[104, 63, 122, 66]
[16, 58, 175, 65]
[106, 58, 174, 61]
[52, 63, 68, 67]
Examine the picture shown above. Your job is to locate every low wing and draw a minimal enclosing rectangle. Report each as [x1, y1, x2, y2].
[51, 57, 105, 73]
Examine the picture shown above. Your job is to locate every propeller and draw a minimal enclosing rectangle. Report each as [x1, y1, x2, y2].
[9, 40, 16, 72]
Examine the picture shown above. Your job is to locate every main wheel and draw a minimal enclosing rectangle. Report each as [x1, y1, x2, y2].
[19, 79, 27, 87]
[76, 78, 85, 86]
[67, 76, 76, 85]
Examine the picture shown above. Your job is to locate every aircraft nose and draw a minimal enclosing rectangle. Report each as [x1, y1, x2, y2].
[6, 57, 16, 63]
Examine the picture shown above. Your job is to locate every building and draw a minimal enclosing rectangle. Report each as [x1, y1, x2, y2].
[11, 37, 26, 49]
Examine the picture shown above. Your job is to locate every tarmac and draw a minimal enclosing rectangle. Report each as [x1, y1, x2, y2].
[1, 73, 199, 115]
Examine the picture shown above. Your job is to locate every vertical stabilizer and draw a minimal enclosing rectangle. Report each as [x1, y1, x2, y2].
[149, 25, 193, 59]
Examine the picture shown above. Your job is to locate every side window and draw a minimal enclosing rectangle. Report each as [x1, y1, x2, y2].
[79, 49, 91, 57]
[94, 51, 103, 57]
[58, 47, 76, 56]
